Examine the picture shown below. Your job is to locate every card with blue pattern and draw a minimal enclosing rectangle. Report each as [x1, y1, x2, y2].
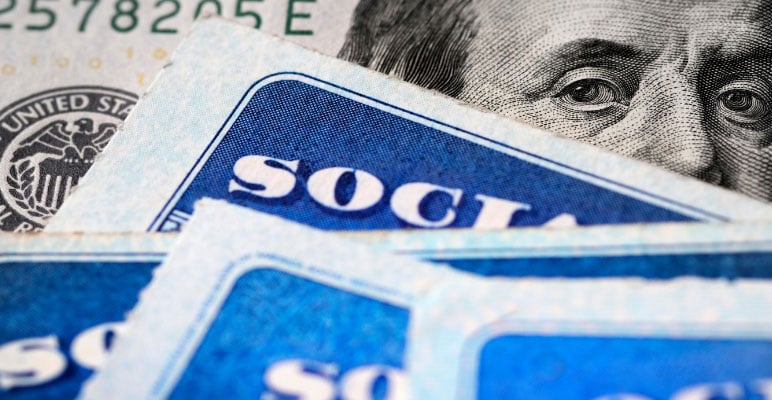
[348, 222, 772, 279]
[0, 233, 174, 399]
[80, 199, 448, 399]
[408, 275, 772, 400]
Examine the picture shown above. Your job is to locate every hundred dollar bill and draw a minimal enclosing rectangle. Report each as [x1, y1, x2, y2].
[2, 1, 771, 234]
[408, 276, 772, 399]
[0, 232, 175, 399]
[46, 19, 772, 232]
[3, 1, 771, 233]
[0, 0, 359, 232]
[79, 199, 448, 399]
[347, 222, 772, 279]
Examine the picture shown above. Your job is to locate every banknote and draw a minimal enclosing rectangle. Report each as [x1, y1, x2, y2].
[346, 222, 772, 279]
[46, 19, 772, 233]
[2, 1, 770, 233]
[0, 232, 174, 399]
[339, 1, 772, 203]
[0, 1, 360, 232]
[408, 276, 772, 399]
[79, 199, 449, 399]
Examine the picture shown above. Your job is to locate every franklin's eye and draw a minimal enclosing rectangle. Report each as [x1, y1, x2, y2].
[713, 80, 772, 147]
[717, 85, 770, 125]
[552, 68, 632, 113]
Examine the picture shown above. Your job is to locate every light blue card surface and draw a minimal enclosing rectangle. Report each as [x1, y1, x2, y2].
[47, 18, 772, 233]
[347, 222, 772, 279]
[408, 276, 772, 400]
[80, 199, 448, 399]
[0, 233, 174, 399]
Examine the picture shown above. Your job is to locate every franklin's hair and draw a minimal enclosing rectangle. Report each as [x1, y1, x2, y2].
[338, 0, 477, 98]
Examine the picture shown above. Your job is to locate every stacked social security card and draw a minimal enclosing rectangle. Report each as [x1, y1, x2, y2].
[0, 233, 174, 398]
[2, 14, 772, 400]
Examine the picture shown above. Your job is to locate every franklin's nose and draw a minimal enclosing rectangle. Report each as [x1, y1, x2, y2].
[601, 65, 718, 183]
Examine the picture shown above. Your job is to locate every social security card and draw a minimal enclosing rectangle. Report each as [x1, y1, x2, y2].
[0, 233, 174, 400]
[80, 199, 450, 399]
[46, 18, 772, 233]
[346, 222, 772, 279]
[408, 276, 772, 400]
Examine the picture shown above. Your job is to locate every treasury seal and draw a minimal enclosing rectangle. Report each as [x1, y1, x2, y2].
[0, 86, 137, 232]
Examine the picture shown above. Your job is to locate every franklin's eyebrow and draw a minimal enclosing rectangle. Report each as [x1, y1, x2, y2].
[709, 37, 772, 64]
[518, 38, 651, 98]
[547, 38, 646, 66]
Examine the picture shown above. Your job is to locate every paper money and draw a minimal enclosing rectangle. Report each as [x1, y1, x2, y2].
[347, 222, 772, 279]
[339, 1, 772, 202]
[0, 1, 356, 107]
[0, 1, 359, 232]
[408, 276, 772, 399]
[0, 232, 174, 399]
[2, 2, 770, 233]
[46, 19, 772, 233]
[79, 199, 449, 399]
[2, 1, 770, 233]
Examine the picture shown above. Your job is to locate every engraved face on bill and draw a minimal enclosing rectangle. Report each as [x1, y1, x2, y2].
[339, 0, 772, 201]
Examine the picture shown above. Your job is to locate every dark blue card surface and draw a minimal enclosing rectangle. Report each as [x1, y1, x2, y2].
[441, 251, 772, 279]
[0, 259, 158, 399]
[169, 268, 409, 399]
[478, 334, 772, 399]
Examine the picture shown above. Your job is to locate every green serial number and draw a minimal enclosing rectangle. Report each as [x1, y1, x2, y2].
[0, 0, 316, 35]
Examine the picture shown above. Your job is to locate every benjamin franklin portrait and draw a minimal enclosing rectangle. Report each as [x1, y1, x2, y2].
[338, 0, 772, 202]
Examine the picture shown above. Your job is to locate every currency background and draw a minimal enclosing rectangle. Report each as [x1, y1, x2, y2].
[0, 0, 358, 231]
[2, 0, 771, 233]
[0, 0, 357, 102]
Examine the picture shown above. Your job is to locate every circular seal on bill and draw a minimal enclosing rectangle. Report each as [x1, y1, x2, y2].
[0, 86, 137, 232]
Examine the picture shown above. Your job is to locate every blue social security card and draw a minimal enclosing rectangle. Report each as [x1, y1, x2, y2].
[46, 18, 772, 233]
[347, 222, 772, 279]
[408, 275, 772, 400]
[80, 199, 450, 399]
[0, 232, 174, 399]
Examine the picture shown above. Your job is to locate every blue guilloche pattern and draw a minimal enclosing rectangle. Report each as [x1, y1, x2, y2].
[440, 251, 772, 279]
[476, 334, 772, 399]
[169, 268, 408, 399]
[0, 260, 157, 400]
[161, 78, 694, 231]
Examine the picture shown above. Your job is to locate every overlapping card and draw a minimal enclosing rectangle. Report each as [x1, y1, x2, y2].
[78, 200, 772, 400]
[0, 233, 173, 398]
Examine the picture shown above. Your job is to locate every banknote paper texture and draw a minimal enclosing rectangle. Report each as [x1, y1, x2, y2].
[347, 222, 772, 279]
[45, 19, 772, 233]
[0, 0, 356, 107]
[0, 1, 359, 232]
[339, 1, 772, 203]
[1, 1, 770, 233]
[0, 233, 174, 399]
[80, 199, 449, 399]
[408, 276, 772, 399]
